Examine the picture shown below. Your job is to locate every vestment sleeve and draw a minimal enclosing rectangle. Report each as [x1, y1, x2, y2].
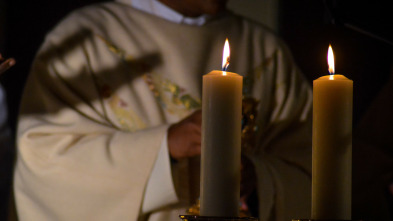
[142, 133, 178, 213]
[14, 31, 171, 221]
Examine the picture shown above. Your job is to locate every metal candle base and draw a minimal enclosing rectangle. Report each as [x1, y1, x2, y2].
[180, 215, 258, 221]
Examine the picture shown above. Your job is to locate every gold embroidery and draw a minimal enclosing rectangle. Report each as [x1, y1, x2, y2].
[144, 74, 201, 118]
[108, 95, 146, 131]
[97, 34, 201, 123]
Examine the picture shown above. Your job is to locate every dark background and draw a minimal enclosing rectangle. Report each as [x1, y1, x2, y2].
[280, 1, 393, 126]
[1, 0, 392, 220]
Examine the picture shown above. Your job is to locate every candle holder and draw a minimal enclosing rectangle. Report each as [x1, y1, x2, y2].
[180, 215, 258, 221]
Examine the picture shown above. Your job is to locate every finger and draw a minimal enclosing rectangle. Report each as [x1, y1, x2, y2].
[188, 109, 202, 124]
[187, 126, 202, 144]
[189, 121, 201, 134]
[0, 58, 16, 75]
[188, 142, 201, 157]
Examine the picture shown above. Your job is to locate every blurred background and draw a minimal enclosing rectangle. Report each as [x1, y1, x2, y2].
[1, 0, 392, 220]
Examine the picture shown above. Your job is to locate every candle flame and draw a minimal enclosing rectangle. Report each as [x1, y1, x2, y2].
[328, 44, 335, 76]
[222, 38, 230, 72]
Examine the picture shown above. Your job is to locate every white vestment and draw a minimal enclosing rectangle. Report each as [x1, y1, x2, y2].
[14, 1, 312, 220]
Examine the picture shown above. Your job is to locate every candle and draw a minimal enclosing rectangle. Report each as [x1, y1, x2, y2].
[312, 45, 353, 220]
[200, 39, 243, 217]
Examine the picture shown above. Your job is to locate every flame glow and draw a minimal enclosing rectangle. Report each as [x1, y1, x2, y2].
[328, 44, 335, 75]
[222, 38, 230, 72]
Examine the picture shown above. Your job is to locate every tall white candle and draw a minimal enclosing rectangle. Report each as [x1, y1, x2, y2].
[312, 45, 353, 220]
[200, 39, 243, 217]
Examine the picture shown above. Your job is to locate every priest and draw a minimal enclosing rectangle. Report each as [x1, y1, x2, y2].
[14, 0, 312, 220]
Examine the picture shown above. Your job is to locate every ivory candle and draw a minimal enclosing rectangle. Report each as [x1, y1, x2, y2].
[200, 39, 242, 217]
[312, 45, 353, 220]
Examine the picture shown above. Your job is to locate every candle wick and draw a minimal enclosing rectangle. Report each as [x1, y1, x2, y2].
[328, 69, 335, 80]
[222, 61, 229, 72]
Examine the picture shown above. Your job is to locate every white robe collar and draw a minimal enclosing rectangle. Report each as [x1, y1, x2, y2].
[116, 0, 211, 26]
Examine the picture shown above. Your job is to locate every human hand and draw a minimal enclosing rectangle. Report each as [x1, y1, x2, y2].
[0, 53, 15, 75]
[168, 110, 202, 160]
